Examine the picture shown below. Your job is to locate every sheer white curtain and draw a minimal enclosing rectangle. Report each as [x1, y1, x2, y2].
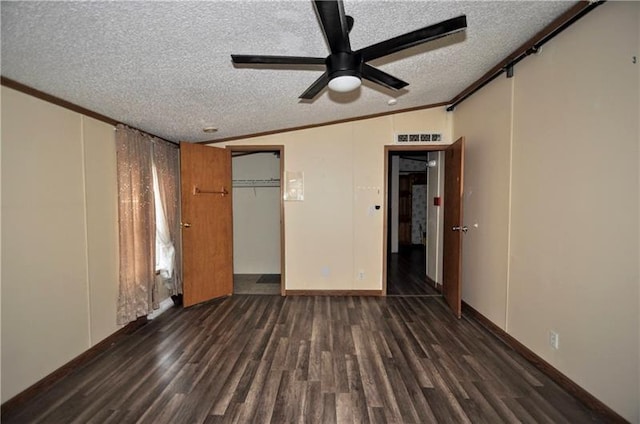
[153, 163, 175, 278]
[152, 141, 181, 295]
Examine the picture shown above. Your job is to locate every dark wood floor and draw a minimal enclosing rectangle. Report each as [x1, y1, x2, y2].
[387, 246, 439, 296]
[3, 295, 603, 423]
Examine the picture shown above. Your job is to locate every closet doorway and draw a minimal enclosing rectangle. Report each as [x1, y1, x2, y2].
[228, 146, 285, 295]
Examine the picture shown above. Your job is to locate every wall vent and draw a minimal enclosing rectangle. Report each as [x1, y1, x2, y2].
[395, 133, 442, 143]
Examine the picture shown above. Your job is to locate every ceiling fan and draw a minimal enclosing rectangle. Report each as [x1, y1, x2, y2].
[231, 0, 467, 100]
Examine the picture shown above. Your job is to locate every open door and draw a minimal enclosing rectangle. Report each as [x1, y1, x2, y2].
[180, 142, 233, 307]
[443, 137, 465, 318]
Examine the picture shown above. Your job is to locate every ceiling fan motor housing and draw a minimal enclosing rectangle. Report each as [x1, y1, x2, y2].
[230, 1, 467, 99]
[326, 52, 363, 79]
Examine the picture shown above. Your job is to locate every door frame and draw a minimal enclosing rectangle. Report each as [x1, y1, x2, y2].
[383, 145, 447, 296]
[442, 137, 465, 318]
[226, 145, 286, 296]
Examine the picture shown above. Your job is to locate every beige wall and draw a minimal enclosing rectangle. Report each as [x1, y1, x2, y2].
[232, 152, 281, 274]
[1, 87, 120, 402]
[454, 2, 639, 421]
[426, 151, 444, 284]
[454, 75, 513, 329]
[217, 108, 453, 290]
[83, 118, 120, 344]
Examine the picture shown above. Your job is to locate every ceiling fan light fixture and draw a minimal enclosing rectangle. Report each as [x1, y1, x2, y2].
[328, 75, 361, 92]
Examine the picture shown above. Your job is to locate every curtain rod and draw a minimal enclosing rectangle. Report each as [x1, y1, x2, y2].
[446, 1, 604, 112]
[116, 124, 180, 149]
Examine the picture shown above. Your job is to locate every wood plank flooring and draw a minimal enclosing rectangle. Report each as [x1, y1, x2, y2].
[387, 246, 439, 296]
[3, 295, 603, 424]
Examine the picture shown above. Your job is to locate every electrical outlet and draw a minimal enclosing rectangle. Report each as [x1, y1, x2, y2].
[549, 331, 559, 350]
[357, 270, 365, 280]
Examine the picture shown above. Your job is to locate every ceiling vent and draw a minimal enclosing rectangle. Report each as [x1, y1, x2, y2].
[396, 133, 442, 143]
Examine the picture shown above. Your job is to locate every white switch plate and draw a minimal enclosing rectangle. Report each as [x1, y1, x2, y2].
[549, 330, 559, 350]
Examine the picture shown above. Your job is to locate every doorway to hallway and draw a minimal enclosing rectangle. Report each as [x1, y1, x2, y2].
[383, 139, 465, 317]
[385, 148, 444, 297]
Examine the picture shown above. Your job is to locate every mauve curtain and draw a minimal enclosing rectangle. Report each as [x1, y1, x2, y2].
[152, 141, 182, 295]
[116, 125, 157, 324]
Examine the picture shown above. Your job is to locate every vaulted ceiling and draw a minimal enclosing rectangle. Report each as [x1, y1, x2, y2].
[1, 1, 574, 142]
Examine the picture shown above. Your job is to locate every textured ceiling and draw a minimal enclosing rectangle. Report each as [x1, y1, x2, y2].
[1, 1, 574, 143]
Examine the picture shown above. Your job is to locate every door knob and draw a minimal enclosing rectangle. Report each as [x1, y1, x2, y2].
[452, 226, 468, 233]
[181, 222, 192, 228]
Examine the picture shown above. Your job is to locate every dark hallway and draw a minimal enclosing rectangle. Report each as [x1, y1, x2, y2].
[387, 246, 439, 296]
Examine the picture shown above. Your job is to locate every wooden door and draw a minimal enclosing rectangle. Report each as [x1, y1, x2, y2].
[180, 142, 233, 307]
[443, 138, 465, 318]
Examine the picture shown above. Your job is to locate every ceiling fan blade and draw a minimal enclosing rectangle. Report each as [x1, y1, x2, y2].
[346, 15, 354, 33]
[361, 64, 408, 90]
[358, 15, 467, 62]
[299, 72, 329, 100]
[231, 55, 325, 65]
[313, 0, 351, 53]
